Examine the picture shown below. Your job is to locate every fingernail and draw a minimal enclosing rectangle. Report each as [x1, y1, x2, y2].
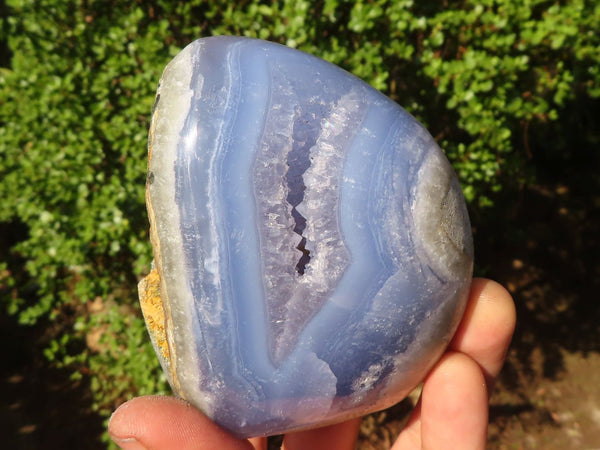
[110, 436, 147, 450]
[108, 402, 147, 450]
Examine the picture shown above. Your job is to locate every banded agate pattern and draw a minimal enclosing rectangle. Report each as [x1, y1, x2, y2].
[141, 36, 473, 437]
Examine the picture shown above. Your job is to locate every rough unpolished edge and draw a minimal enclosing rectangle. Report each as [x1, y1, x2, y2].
[138, 94, 177, 392]
[138, 266, 175, 389]
[142, 43, 209, 412]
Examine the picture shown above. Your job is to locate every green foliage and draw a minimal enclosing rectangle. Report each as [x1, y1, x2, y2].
[0, 0, 170, 428]
[0, 0, 598, 443]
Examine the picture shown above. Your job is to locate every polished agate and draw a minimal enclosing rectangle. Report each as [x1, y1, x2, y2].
[139, 36, 473, 438]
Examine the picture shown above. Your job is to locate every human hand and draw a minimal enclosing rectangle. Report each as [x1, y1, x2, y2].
[108, 278, 515, 450]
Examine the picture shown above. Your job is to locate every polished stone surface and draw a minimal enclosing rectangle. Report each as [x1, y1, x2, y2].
[139, 36, 473, 437]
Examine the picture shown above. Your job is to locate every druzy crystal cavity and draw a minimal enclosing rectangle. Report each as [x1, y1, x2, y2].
[139, 36, 474, 438]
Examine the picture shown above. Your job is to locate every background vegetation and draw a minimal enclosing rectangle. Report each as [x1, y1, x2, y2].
[1, 0, 599, 447]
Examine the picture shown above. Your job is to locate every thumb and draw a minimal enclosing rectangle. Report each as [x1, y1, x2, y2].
[108, 395, 253, 450]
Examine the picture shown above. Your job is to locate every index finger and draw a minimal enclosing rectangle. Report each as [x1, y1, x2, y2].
[449, 277, 516, 390]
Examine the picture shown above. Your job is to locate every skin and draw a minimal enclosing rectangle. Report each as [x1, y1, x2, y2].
[109, 278, 515, 450]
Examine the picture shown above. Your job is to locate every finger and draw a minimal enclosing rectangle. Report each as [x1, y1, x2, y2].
[108, 395, 254, 450]
[421, 352, 488, 449]
[248, 437, 267, 450]
[392, 278, 514, 449]
[391, 398, 422, 449]
[393, 352, 488, 450]
[450, 278, 516, 390]
[281, 417, 361, 450]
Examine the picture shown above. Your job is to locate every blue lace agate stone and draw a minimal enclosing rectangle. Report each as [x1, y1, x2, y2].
[139, 36, 473, 438]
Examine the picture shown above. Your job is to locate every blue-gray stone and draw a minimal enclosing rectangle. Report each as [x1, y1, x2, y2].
[140, 35, 473, 438]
